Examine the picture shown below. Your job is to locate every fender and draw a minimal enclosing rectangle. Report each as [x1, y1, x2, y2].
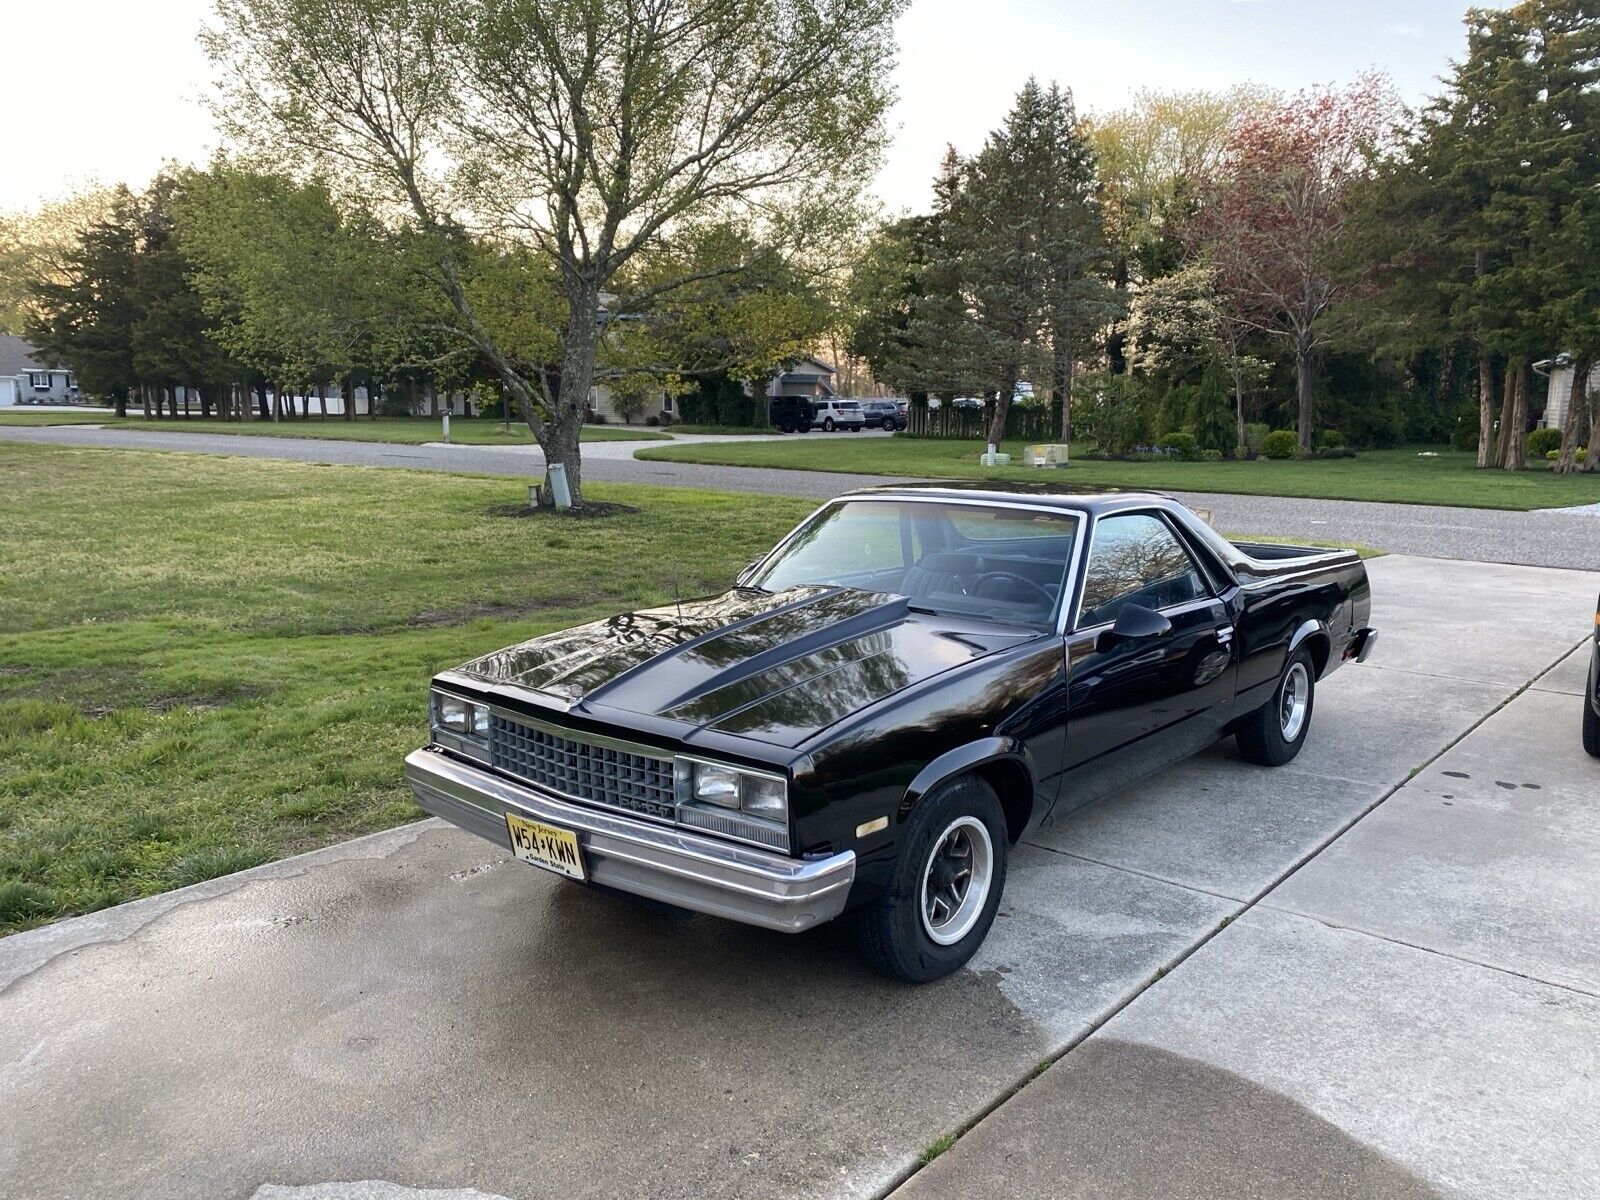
[1288, 617, 1333, 677]
[899, 737, 1038, 838]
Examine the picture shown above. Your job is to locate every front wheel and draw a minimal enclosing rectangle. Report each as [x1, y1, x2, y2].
[855, 775, 1008, 983]
[1584, 693, 1599, 757]
[1236, 647, 1316, 766]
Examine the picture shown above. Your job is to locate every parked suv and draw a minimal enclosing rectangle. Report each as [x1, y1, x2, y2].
[769, 396, 816, 433]
[814, 399, 866, 431]
[861, 399, 907, 431]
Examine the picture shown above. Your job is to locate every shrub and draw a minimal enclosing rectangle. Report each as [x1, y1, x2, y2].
[1200, 448, 1224, 462]
[1317, 428, 1345, 450]
[1157, 431, 1198, 459]
[1450, 406, 1481, 452]
[1547, 446, 1589, 462]
[588, 411, 608, 424]
[1244, 423, 1270, 456]
[657, 411, 675, 427]
[1526, 427, 1563, 458]
[644, 415, 660, 427]
[1313, 446, 1357, 460]
[1261, 430, 1300, 460]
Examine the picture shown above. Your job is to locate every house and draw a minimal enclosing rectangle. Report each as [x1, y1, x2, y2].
[765, 355, 837, 400]
[0, 334, 78, 406]
[588, 356, 839, 424]
[1535, 354, 1600, 431]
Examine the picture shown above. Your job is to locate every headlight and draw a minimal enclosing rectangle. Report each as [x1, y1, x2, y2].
[431, 690, 490, 760]
[678, 759, 788, 823]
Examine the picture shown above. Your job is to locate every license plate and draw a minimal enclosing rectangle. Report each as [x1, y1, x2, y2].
[505, 811, 586, 881]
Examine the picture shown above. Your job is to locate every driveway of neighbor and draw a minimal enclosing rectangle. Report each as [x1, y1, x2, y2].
[4, 422, 1600, 568]
[2, 554, 1596, 1200]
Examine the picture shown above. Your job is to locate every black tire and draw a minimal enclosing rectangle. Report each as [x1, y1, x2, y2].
[1237, 646, 1316, 766]
[1584, 693, 1599, 758]
[797, 422, 812, 433]
[855, 775, 1008, 983]
[823, 417, 835, 431]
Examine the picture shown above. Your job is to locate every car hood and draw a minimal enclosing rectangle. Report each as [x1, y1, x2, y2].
[451, 585, 1034, 747]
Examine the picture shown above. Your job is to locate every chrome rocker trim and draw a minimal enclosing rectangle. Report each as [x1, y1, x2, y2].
[405, 747, 855, 933]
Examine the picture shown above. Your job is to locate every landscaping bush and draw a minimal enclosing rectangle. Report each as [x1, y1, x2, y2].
[1244, 423, 1270, 456]
[1313, 445, 1358, 460]
[657, 411, 675, 427]
[1450, 408, 1481, 453]
[1547, 446, 1589, 462]
[1200, 448, 1224, 462]
[1317, 428, 1345, 450]
[1157, 431, 1199, 459]
[1526, 427, 1563, 458]
[1261, 430, 1300, 460]
[644, 415, 660, 427]
[588, 411, 608, 424]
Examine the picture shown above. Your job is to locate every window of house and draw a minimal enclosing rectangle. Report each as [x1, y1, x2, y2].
[30, 372, 52, 390]
[1078, 513, 1208, 627]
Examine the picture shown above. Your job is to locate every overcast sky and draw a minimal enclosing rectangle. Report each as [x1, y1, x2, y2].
[0, 0, 1482, 215]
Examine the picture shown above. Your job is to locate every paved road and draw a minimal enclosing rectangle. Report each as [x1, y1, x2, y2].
[3, 555, 1597, 1200]
[4, 423, 1600, 567]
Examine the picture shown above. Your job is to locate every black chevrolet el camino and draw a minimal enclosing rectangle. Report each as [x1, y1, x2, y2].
[406, 485, 1376, 982]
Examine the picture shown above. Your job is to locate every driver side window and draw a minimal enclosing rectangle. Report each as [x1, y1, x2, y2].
[1078, 513, 1207, 627]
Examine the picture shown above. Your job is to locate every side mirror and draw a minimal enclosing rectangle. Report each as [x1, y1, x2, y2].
[1096, 603, 1172, 652]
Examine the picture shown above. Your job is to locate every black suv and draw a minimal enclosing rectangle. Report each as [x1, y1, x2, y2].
[769, 396, 816, 433]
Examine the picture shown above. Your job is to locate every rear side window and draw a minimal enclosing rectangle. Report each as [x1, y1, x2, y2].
[1078, 513, 1208, 627]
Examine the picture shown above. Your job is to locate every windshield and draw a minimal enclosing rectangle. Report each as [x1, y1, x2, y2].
[750, 499, 1082, 628]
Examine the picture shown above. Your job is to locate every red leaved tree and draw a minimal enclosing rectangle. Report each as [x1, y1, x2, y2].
[1193, 76, 1396, 450]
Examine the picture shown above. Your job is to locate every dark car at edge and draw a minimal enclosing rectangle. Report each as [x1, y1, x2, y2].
[1586, 592, 1599, 757]
[406, 484, 1377, 981]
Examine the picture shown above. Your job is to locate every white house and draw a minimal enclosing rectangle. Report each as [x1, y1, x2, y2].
[1535, 353, 1600, 430]
[0, 334, 77, 406]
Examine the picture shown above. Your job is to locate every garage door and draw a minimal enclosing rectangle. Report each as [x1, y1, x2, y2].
[0, 378, 16, 406]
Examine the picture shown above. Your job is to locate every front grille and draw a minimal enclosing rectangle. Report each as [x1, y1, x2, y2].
[489, 714, 677, 820]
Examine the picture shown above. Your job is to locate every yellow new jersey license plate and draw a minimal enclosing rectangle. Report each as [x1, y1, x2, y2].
[505, 811, 586, 881]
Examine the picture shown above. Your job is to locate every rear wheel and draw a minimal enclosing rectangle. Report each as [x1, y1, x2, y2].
[823, 417, 835, 431]
[1584, 692, 1599, 757]
[1237, 647, 1315, 766]
[856, 775, 1008, 983]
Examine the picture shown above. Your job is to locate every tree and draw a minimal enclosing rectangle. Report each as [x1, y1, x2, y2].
[1125, 261, 1268, 455]
[1193, 76, 1397, 450]
[0, 188, 116, 336]
[26, 187, 143, 416]
[205, 0, 902, 507]
[1090, 86, 1271, 373]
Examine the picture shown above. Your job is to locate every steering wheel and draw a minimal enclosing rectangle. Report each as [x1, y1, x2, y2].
[971, 571, 1053, 609]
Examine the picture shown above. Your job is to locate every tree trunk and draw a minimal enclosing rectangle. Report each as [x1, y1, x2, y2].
[1556, 355, 1591, 475]
[1493, 362, 1517, 467]
[1581, 384, 1600, 473]
[1295, 330, 1314, 451]
[1504, 360, 1528, 471]
[317, 383, 328, 418]
[141, 385, 152, 419]
[1476, 352, 1496, 469]
[342, 375, 354, 421]
[986, 371, 1017, 449]
[535, 286, 604, 508]
[168, 387, 179, 420]
[1232, 367, 1247, 458]
[113, 388, 128, 419]
[1051, 322, 1073, 447]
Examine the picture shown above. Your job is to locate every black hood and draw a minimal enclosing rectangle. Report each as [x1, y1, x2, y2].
[452, 586, 1033, 747]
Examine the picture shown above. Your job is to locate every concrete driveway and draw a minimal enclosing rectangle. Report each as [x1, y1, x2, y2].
[2, 555, 1596, 1200]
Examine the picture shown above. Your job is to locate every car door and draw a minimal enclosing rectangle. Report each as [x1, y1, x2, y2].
[1057, 511, 1238, 808]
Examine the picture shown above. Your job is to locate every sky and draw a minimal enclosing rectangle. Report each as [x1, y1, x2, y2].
[0, 0, 1485, 216]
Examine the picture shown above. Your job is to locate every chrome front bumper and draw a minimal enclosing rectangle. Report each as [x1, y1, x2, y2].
[404, 748, 856, 933]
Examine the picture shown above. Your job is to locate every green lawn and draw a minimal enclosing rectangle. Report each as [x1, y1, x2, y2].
[636, 436, 1600, 511]
[0, 411, 668, 444]
[0, 444, 811, 933]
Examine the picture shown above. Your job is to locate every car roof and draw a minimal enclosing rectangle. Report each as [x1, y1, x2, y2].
[836, 479, 1179, 518]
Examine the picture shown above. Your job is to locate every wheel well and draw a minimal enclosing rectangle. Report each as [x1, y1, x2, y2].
[972, 759, 1033, 844]
[1301, 632, 1332, 678]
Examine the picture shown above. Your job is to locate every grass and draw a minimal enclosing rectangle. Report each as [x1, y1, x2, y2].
[635, 436, 1600, 511]
[0, 443, 812, 934]
[0, 410, 668, 444]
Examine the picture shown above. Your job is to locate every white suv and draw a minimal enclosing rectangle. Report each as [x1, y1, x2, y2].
[814, 399, 866, 431]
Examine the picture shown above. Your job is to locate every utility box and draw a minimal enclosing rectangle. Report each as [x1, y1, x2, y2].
[1023, 443, 1070, 467]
